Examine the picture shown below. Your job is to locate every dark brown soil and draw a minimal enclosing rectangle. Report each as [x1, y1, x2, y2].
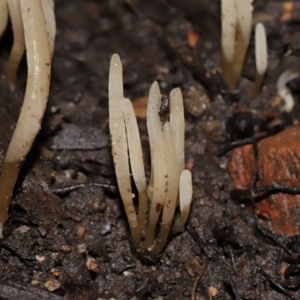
[1, 1, 300, 299]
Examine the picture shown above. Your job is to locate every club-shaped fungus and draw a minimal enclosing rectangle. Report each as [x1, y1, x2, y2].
[109, 54, 192, 261]
[0, 0, 55, 223]
[220, 0, 253, 90]
[249, 22, 268, 98]
[220, 0, 236, 87]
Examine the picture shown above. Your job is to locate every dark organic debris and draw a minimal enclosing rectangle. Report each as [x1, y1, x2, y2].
[121, 278, 149, 300]
[0, 281, 64, 300]
[50, 123, 109, 150]
[51, 182, 117, 195]
[187, 225, 243, 300]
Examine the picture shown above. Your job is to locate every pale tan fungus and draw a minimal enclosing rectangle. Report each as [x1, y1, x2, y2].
[220, 0, 236, 87]
[0, 0, 52, 223]
[41, 0, 55, 59]
[5, 0, 25, 91]
[109, 54, 192, 259]
[220, 0, 253, 90]
[221, 0, 236, 63]
[143, 82, 168, 251]
[145, 81, 164, 201]
[0, 0, 8, 37]
[108, 54, 140, 248]
[123, 98, 148, 234]
[170, 88, 185, 174]
[249, 22, 268, 98]
[1, 0, 55, 91]
[231, 0, 253, 88]
[150, 121, 179, 258]
[171, 169, 193, 235]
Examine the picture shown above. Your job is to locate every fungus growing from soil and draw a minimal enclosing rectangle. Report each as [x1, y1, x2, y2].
[109, 54, 192, 260]
[249, 22, 268, 98]
[1, 0, 55, 91]
[0, 0, 55, 223]
[220, 0, 253, 90]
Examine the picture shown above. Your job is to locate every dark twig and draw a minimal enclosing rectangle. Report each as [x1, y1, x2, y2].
[187, 225, 243, 300]
[121, 278, 149, 300]
[0, 282, 64, 300]
[51, 182, 117, 194]
[160, 35, 230, 101]
[258, 267, 297, 300]
[231, 183, 300, 197]
[233, 139, 294, 254]
[191, 276, 202, 300]
[217, 133, 268, 156]
[191, 260, 208, 300]
[249, 138, 259, 217]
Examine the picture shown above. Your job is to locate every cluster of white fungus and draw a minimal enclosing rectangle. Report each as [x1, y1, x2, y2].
[220, 0, 253, 90]
[109, 54, 192, 260]
[0, 0, 55, 223]
[220, 1, 270, 98]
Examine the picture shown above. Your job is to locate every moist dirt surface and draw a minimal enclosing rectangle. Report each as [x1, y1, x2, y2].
[1, 1, 300, 299]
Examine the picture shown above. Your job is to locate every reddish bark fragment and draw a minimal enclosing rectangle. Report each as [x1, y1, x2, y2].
[228, 125, 300, 236]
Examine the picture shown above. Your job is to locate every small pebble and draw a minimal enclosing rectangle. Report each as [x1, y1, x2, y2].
[76, 225, 86, 239]
[35, 255, 45, 263]
[209, 286, 218, 297]
[45, 278, 61, 292]
[60, 244, 72, 253]
[86, 256, 98, 271]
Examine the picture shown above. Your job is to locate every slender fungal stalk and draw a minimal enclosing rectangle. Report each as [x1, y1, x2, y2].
[146, 81, 161, 201]
[220, 0, 237, 88]
[170, 88, 185, 174]
[143, 132, 167, 250]
[41, 0, 55, 59]
[4, 0, 55, 90]
[221, 0, 236, 63]
[151, 122, 179, 257]
[249, 23, 268, 98]
[231, 0, 252, 89]
[0, 0, 8, 37]
[109, 54, 140, 248]
[171, 170, 193, 235]
[0, 0, 51, 223]
[5, 0, 25, 91]
[123, 98, 148, 235]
